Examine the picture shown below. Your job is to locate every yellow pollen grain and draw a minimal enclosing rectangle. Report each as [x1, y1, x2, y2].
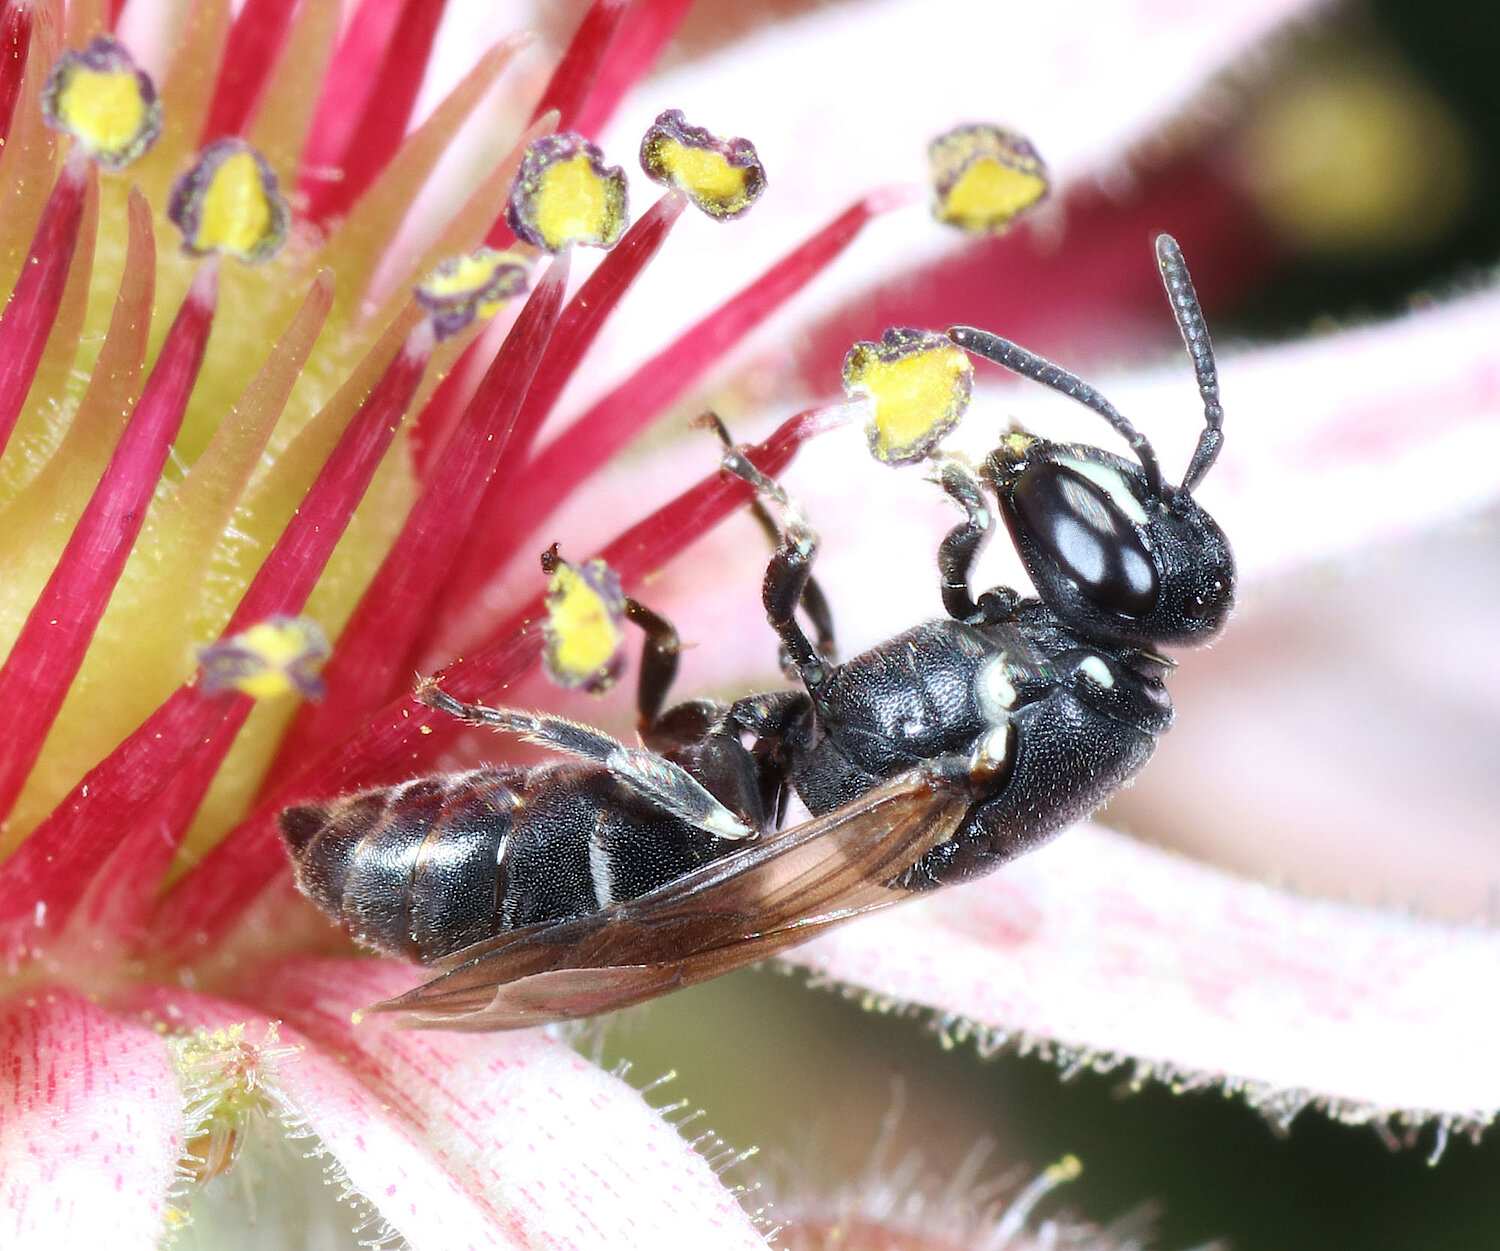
[196, 151, 276, 258]
[659, 141, 749, 210]
[56, 68, 146, 154]
[547, 567, 622, 682]
[940, 160, 1048, 232]
[857, 345, 969, 460]
[533, 153, 618, 249]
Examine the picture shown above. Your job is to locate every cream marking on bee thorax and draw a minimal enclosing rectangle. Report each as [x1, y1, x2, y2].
[968, 722, 1013, 783]
[1076, 654, 1115, 689]
[976, 653, 1018, 724]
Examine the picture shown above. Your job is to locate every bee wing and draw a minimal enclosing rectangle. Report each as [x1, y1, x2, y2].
[368, 765, 971, 1030]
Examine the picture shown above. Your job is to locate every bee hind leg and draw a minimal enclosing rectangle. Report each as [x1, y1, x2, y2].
[415, 680, 755, 841]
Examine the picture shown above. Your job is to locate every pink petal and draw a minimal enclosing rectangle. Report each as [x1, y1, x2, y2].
[1108, 517, 1500, 921]
[148, 961, 768, 1249]
[148, 992, 522, 1248]
[788, 823, 1500, 1130]
[0, 990, 183, 1248]
[581, 0, 1318, 391]
[597, 280, 1500, 686]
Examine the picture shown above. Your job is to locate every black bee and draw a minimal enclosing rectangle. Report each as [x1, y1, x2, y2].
[280, 234, 1234, 1030]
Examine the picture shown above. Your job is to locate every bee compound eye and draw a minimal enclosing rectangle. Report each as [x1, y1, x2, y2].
[1011, 463, 1159, 617]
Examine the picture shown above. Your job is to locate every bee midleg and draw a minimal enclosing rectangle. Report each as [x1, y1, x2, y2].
[935, 456, 1017, 626]
[719, 447, 829, 700]
[622, 594, 683, 739]
[417, 683, 754, 840]
[703, 412, 838, 670]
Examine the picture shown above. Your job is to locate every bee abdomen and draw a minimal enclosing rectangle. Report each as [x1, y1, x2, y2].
[280, 768, 520, 961]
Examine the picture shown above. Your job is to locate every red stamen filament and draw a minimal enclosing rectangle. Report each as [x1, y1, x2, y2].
[150, 404, 837, 958]
[0, 260, 220, 821]
[300, 0, 447, 225]
[529, 0, 628, 135]
[269, 253, 573, 780]
[0, 152, 90, 459]
[0, 320, 435, 945]
[441, 193, 900, 625]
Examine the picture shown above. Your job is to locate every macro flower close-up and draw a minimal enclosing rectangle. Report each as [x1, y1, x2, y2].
[1, 0, 1498, 1247]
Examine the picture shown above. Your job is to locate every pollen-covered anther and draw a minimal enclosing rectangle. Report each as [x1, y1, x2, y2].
[928, 123, 1049, 234]
[168, 138, 291, 264]
[416, 248, 532, 341]
[507, 132, 628, 252]
[842, 328, 973, 465]
[639, 109, 766, 220]
[198, 616, 331, 700]
[40, 34, 163, 170]
[542, 551, 629, 694]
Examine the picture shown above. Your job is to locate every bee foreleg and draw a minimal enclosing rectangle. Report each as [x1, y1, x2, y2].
[934, 456, 1018, 627]
[416, 681, 754, 840]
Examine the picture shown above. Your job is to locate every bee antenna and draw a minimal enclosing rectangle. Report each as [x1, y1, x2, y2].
[946, 325, 1165, 497]
[1155, 234, 1223, 494]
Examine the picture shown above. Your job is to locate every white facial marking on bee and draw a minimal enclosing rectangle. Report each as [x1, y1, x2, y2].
[1056, 455, 1148, 525]
[1078, 655, 1115, 688]
[976, 654, 1017, 722]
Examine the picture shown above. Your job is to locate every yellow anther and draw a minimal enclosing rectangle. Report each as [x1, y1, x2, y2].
[929, 124, 1049, 234]
[543, 555, 628, 693]
[40, 35, 162, 170]
[640, 109, 766, 220]
[169, 139, 291, 264]
[416, 249, 530, 339]
[198, 616, 330, 700]
[843, 328, 973, 465]
[508, 134, 628, 253]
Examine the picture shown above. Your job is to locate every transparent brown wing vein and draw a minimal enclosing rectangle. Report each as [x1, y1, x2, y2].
[369, 765, 970, 1029]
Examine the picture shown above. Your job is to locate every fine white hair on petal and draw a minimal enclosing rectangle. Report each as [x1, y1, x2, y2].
[788, 821, 1500, 1131]
[221, 959, 772, 1250]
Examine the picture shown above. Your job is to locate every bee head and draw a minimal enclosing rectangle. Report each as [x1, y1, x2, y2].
[983, 434, 1233, 648]
[950, 233, 1233, 650]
